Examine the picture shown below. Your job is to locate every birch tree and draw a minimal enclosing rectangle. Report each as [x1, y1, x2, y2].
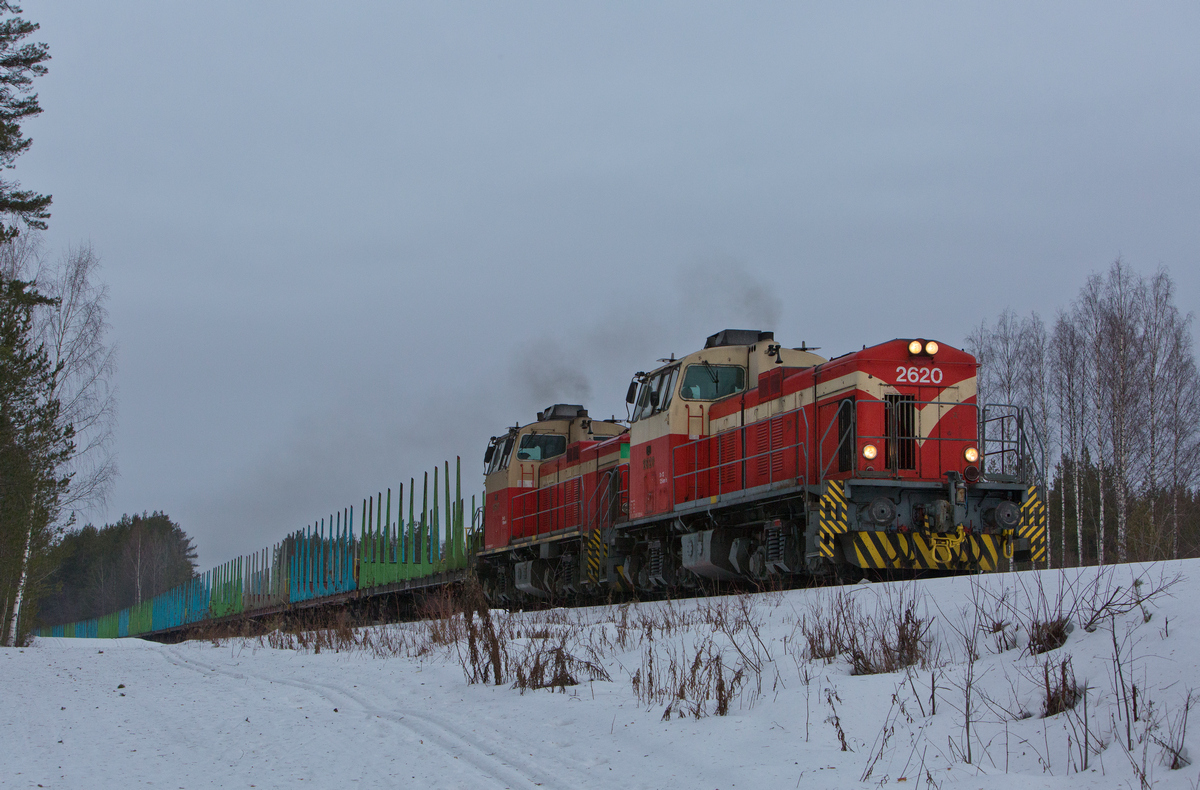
[1165, 323, 1200, 559]
[1051, 313, 1088, 566]
[1102, 260, 1145, 563]
[1076, 273, 1110, 565]
[31, 243, 117, 518]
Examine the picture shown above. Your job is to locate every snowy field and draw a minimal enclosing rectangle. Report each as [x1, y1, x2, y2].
[4, 561, 1200, 790]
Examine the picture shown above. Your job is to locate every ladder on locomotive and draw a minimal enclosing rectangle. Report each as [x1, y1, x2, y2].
[580, 467, 624, 585]
[980, 403, 1045, 487]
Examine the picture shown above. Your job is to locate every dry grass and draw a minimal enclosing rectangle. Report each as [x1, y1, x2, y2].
[795, 585, 934, 675]
[1027, 616, 1071, 655]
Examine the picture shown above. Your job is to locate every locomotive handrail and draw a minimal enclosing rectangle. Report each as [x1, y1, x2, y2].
[672, 402, 811, 503]
[852, 398, 981, 479]
[511, 475, 584, 537]
[980, 403, 1045, 486]
[675, 395, 982, 500]
[583, 465, 627, 533]
[509, 457, 629, 541]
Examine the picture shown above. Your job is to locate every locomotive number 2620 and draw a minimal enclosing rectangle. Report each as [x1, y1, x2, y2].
[896, 366, 943, 384]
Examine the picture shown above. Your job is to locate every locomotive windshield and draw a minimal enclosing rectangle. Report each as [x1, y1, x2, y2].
[679, 363, 745, 400]
[516, 433, 567, 461]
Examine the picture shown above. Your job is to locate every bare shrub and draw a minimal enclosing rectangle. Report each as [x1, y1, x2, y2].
[266, 628, 296, 650]
[511, 639, 610, 695]
[798, 585, 932, 675]
[1041, 655, 1082, 717]
[332, 610, 355, 646]
[1027, 616, 1071, 655]
[825, 687, 851, 751]
[458, 576, 505, 685]
[856, 590, 931, 675]
[978, 586, 1018, 653]
[632, 636, 746, 719]
[417, 586, 464, 645]
[713, 595, 777, 695]
[798, 589, 850, 663]
[1152, 690, 1195, 770]
[1077, 568, 1181, 633]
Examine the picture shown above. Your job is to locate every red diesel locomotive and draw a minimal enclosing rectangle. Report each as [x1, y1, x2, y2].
[478, 329, 1045, 601]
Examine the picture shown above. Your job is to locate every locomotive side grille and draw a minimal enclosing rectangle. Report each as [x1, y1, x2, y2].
[718, 432, 740, 490]
[886, 394, 916, 470]
[837, 398, 854, 472]
[770, 416, 786, 480]
[565, 477, 582, 530]
[753, 422, 770, 481]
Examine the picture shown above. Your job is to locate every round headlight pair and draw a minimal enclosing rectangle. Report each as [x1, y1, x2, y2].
[908, 339, 940, 355]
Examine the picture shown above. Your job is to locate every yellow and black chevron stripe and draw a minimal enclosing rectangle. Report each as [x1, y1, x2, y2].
[585, 529, 607, 585]
[1018, 485, 1047, 564]
[847, 531, 1005, 571]
[818, 481, 850, 559]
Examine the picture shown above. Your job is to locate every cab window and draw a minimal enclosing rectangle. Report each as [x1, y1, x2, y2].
[679, 364, 746, 400]
[632, 365, 679, 422]
[486, 435, 515, 474]
[516, 433, 566, 461]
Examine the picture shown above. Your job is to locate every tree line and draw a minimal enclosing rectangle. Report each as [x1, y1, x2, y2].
[37, 511, 197, 626]
[968, 260, 1200, 567]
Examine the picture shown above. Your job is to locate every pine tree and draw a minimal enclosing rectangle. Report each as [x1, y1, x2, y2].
[0, 2, 51, 241]
[0, 276, 72, 645]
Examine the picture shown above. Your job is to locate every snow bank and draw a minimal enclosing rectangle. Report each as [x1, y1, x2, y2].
[4, 561, 1200, 789]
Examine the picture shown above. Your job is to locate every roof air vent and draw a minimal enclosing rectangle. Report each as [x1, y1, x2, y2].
[704, 329, 772, 349]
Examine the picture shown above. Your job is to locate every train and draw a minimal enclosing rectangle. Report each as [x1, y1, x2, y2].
[38, 328, 1046, 639]
[476, 329, 1046, 601]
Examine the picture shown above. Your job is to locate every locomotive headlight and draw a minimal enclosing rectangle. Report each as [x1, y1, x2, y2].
[908, 340, 923, 355]
[862, 444, 878, 460]
[964, 446, 980, 463]
[924, 340, 939, 355]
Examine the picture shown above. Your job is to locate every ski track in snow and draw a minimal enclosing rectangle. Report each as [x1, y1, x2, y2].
[159, 644, 569, 790]
[5, 560, 1200, 789]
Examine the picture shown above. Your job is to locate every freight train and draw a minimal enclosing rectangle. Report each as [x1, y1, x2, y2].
[476, 329, 1046, 602]
[38, 329, 1046, 640]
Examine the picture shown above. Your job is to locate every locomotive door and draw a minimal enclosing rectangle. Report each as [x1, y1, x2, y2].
[627, 365, 679, 520]
[817, 396, 855, 478]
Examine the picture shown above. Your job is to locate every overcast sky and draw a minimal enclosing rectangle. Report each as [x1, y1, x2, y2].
[17, 2, 1200, 567]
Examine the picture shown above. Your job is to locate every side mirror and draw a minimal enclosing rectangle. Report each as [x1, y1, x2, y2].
[649, 390, 660, 409]
[484, 445, 495, 464]
[626, 380, 638, 404]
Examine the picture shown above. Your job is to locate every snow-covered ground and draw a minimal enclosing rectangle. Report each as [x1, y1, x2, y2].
[4, 561, 1200, 789]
